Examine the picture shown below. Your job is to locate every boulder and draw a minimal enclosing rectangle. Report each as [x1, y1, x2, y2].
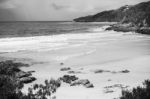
[60, 63, 64, 65]
[59, 75, 78, 84]
[136, 28, 150, 35]
[16, 71, 32, 78]
[68, 70, 82, 74]
[60, 67, 71, 71]
[19, 77, 36, 84]
[71, 79, 94, 88]
[85, 83, 94, 88]
[120, 70, 130, 73]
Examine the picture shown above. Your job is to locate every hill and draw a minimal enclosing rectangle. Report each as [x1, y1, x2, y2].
[74, 1, 150, 34]
[74, 5, 130, 22]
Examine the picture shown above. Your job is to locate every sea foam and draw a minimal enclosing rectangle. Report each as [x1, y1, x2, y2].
[0, 26, 132, 53]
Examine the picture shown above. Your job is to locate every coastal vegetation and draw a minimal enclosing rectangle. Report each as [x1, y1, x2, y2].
[0, 60, 149, 99]
[0, 60, 62, 99]
[120, 80, 150, 99]
[0, 60, 94, 99]
[0, 60, 26, 99]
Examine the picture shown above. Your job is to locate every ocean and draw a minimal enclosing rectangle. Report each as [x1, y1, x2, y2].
[0, 21, 114, 53]
[0, 21, 111, 38]
[0, 21, 150, 62]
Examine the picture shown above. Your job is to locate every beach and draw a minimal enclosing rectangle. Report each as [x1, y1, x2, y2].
[0, 22, 150, 99]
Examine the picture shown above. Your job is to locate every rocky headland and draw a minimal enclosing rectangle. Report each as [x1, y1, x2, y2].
[74, 1, 150, 35]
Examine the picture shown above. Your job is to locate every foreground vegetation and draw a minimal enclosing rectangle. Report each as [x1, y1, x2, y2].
[0, 60, 61, 99]
[120, 80, 150, 99]
[0, 60, 150, 99]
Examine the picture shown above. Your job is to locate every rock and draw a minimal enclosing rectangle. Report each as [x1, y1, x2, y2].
[104, 89, 114, 93]
[104, 84, 129, 90]
[60, 63, 64, 65]
[136, 28, 150, 35]
[70, 79, 89, 86]
[94, 69, 105, 73]
[19, 77, 36, 84]
[68, 70, 82, 74]
[16, 70, 36, 84]
[93, 69, 111, 74]
[59, 75, 78, 84]
[106, 24, 137, 32]
[59, 75, 94, 88]
[106, 24, 150, 35]
[111, 71, 117, 74]
[28, 71, 35, 73]
[71, 79, 94, 88]
[85, 83, 94, 88]
[74, 1, 150, 28]
[94, 69, 111, 73]
[16, 71, 32, 78]
[120, 70, 130, 73]
[60, 67, 71, 71]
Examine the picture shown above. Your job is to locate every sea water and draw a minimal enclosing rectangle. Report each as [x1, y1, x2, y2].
[0, 22, 150, 61]
[0, 22, 112, 53]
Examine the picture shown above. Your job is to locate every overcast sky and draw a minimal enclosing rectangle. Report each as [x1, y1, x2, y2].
[0, 0, 149, 21]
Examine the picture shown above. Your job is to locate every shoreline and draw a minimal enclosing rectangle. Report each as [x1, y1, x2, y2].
[105, 23, 150, 35]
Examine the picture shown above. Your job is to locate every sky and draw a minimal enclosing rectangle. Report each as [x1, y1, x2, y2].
[0, 0, 149, 21]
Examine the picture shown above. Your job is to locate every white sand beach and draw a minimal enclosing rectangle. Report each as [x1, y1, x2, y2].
[0, 26, 150, 99]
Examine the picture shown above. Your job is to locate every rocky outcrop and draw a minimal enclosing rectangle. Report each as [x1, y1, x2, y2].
[74, 1, 150, 34]
[59, 75, 94, 88]
[19, 77, 36, 84]
[74, 5, 130, 22]
[106, 24, 150, 35]
[16, 71, 32, 78]
[120, 70, 130, 73]
[136, 27, 150, 34]
[71, 79, 94, 88]
[74, 1, 150, 26]
[16, 71, 36, 84]
[59, 75, 79, 84]
[60, 67, 71, 71]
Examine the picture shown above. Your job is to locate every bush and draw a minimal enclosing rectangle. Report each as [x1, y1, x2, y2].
[0, 60, 27, 99]
[26, 79, 61, 99]
[0, 60, 61, 99]
[120, 80, 150, 99]
[0, 60, 28, 76]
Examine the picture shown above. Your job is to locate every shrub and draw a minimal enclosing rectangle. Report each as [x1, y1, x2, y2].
[0, 60, 27, 99]
[120, 80, 150, 99]
[26, 79, 61, 99]
[0, 60, 28, 76]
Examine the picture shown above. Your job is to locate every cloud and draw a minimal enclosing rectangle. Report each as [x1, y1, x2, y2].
[0, 0, 8, 3]
[51, 3, 80, 12]
[51, 3, 70, 10]
[0, 0, 149, 21]
[51, 2, 96, 13]
[0, 0, 18, 9]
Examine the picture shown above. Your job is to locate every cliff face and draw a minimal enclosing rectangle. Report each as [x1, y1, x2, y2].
[74, 5, 129, 22]
[74, 1, 150, 27]
[122, 1, 150, 27]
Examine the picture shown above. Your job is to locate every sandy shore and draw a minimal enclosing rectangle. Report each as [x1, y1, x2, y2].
[0, 29, 150, 99]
